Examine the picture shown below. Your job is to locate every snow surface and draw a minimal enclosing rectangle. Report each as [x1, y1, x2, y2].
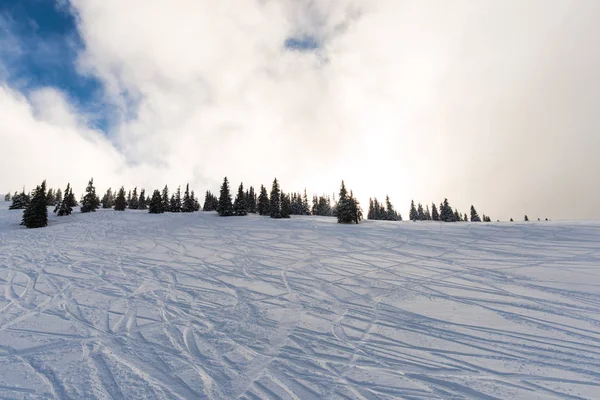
[0, 206, 599, 399]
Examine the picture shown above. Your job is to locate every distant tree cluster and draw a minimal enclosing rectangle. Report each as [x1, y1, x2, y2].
[311, 194, 334, 216]
[401, 198, 489, 223]
[11, 176, 551, 229]
[8, 190, 30, 210]
[368, 196, 401, 221]
[203, 191, 218, 211]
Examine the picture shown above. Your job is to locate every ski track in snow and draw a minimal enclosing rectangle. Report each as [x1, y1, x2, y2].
[0, 206, 599, 399]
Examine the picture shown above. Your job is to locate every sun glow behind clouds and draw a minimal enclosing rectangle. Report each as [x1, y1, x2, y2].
[1, 0, 600, 219]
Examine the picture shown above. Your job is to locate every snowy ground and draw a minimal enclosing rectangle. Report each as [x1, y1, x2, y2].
[0, 205, 599, 399]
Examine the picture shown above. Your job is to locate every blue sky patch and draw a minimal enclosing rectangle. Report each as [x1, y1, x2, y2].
[284, 35, 320, 51]
[0, 0, 110, 131]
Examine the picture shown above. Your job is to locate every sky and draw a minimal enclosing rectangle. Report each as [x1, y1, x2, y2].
[1, 0, 599, 220]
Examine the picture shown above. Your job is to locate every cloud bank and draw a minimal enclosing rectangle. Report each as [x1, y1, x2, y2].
[1, 0, 599, 219]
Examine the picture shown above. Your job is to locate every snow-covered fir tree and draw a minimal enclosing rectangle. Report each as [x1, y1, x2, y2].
[234, 183, 247, 216]
[424, 205, 432, 220]
[101, 188, 114, 209]
[257, 185, 270, 216]
[182, 184, 194, 212]
[148, 189, 163, 214]
[470, 205, 481, 222]
[431, 203, 440, 221]
[4, 193, 10, 202]
[440, 199, 454, 222]
[22, 180, 48, 228]
[80, 178, 100, 213]
[191, 191, 201, 211]
[336, 181, 355, 224]
[417, 203, 425, 220]
[524, 215, 529, 221]
[409, 200, 418, 221]
[161, 186, 170, 212]
[348, 190, 363, 224]
[55, 188, 62, 205]
[269, 179, 282, 218]
[129, 187, 139, 210]
[46, 189, 56, 206]
[280, 192, 291, 218]
[246, 186, 257, 213]
[56, 183, 74, 216]
[114, 187, 127, 211]
[302, 189, 310, 215]
[138, 189, 148, 210]
[385, 196, 400, 221]
[217, 177, 234, 216]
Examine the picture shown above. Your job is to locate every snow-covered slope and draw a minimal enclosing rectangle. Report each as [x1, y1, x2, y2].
[0, 207, 599, 399]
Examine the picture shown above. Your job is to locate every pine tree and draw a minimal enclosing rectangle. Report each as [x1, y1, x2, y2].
[217, 177, 234, 216]
[348, 190, 363, 224]
[126, 190, 132, 208]
[81, 178, 100, 213]
[453, 209, 460, 222]
[280, 192, 291, 218]
[510, 218, 514, 222]
[55, 188, 62, 205]
[258, 185, 270, 216]
[384, 196, 398, 221]
[203, 191, 217, 211]
[4, 192, 10, 202]
[470, 205, 481, 222]
[128, 187, 139, 209]
[431, 203, 440, 221]
[162, 185, 170, 212]
[101, 188, 114, 209]
[174, 187, 182, 212]
[138, 189, 148, 210]
[246, 186, 257, 213]
[409, 200, 418, 221]
[302, 189, 310, 215]
[234, 183, 247, 216]
[524, 215, 529, 221]
[464, 213, 468, 222]
[440, 199, 454, 222]
[114, 187, 127, 211]
[57, 184, 74, 216]
[270, 179, 282, 218]
[336, 181, 355, 224]
[417, 203, 425, 220]
[182, 184, 194, 212]
[367, 198, 374, 220]
[191, 191, 200, 211]
[22, 181, 48, 228]
[46, 189, 56, 206]
[424, 205, 432, 220]
[148, 189, 164, 214]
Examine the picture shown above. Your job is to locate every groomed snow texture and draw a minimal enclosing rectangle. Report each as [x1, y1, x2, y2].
[0, 206, 599, 399]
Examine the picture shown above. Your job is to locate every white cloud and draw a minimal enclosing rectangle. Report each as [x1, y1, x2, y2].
[1, 0, 600, 219]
